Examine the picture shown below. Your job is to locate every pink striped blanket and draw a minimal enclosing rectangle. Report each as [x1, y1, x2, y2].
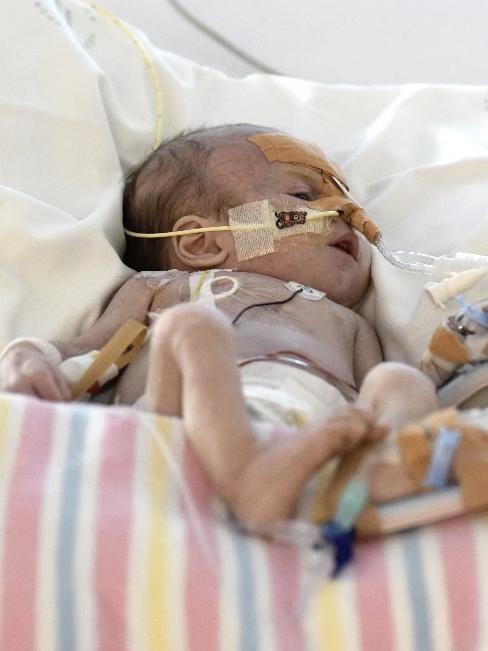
[0, 392, 486, 650]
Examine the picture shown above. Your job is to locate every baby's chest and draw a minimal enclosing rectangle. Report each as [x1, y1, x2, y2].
[147, 271, 356, 339]
[233, 277, 355, 333]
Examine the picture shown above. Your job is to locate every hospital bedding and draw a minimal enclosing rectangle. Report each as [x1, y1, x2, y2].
[1, 0, 488, 648]
[1, 393, 487, 650]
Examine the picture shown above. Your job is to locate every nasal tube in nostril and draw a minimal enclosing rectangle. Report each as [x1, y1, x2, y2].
[336, 205, 382, 244]
[337, 204, 433, 274]
[351, 209, 382, 243]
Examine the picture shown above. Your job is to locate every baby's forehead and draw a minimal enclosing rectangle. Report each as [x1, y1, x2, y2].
[205, 137, 271, 197]
[206, 131, 344, 193]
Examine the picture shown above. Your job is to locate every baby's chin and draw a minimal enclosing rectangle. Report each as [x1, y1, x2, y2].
[325, 267, 372, 307]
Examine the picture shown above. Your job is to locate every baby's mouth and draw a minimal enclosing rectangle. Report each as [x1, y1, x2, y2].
[329, 232, 359, 261]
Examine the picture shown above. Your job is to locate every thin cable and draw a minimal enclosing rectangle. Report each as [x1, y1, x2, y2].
[232, 288, 303, 325]
[124, 211, 339, 239]
[124, 225, 232, 239]
[166, 0, 282, 75]
[84, 1, 164, 149]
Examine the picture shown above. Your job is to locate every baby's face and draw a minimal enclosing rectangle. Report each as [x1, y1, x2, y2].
[207, 134, 372, 307]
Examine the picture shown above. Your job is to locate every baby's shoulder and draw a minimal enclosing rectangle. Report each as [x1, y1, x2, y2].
[134, 269, 188, 289]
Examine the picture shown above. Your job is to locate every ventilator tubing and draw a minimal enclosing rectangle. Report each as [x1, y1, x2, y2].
[331, 177, 488, 281]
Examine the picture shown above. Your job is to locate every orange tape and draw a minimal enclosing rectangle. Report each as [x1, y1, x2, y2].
[248, 133, 382, 243]
[71, 319, 147, 400]
[248, 133, 346, 184]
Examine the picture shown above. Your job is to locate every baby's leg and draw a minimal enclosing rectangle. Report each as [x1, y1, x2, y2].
[143, 304, 258, 488]
[143, 304, 380, 525]
[356, 361, 438, 501]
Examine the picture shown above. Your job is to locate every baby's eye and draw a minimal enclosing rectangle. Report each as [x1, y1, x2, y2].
[290, 192, 311, 201]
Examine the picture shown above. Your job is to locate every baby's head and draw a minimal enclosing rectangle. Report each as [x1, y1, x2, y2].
[123, 124, 372, 306]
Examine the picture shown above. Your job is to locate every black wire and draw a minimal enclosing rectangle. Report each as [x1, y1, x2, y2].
[231, 288, 303, 326]
[166, 0, 282, 75]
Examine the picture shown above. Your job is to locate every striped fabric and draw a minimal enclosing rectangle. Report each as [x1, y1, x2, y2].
[0, 393, 486, 651]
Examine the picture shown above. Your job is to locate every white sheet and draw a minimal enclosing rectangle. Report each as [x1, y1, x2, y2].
[1, 0, 488, 365]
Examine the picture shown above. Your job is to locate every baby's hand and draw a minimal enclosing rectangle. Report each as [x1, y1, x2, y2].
[324, 405, 388, 457]
[0, 343, 72, 401]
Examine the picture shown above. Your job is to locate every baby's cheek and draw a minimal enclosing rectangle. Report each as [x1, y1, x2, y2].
[274, 233, 328, 251]
[358, 237, 373, 264]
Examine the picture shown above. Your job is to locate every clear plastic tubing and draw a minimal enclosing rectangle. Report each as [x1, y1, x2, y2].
[374, 236, 488, 276]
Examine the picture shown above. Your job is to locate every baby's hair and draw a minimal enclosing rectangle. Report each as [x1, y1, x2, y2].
[122, 123, 274, 270]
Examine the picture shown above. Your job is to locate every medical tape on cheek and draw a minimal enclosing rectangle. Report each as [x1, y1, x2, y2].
[228, 199, 275, 260]
[228, 199, 335, 261]
[248, 133, 382, 244]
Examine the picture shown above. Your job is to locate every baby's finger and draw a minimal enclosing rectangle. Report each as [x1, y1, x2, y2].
[329, 406, 365, 426]
[52, 370, 73, 401]
[367, 421, 390, 441]
[351, 406, 376, 426]
[327, 420, 370, 455]
[32, 372, 67, 401]
[343, 410, 374, 434]
[7, 380, 37, 397]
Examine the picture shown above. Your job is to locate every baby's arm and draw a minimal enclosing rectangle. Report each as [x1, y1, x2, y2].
[352, 315, 383, 388]
[52, 275, 155, 358]
[0, 275, 156, 400]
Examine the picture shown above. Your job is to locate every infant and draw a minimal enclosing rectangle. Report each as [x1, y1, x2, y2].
[0, 124, 437, 526]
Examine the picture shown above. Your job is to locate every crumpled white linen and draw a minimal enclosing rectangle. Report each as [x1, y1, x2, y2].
[1, 0, 487, 364]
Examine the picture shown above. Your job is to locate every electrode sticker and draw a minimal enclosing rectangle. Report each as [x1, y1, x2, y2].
[285, 281, 326, 301]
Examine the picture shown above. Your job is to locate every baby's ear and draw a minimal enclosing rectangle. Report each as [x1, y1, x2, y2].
[171, 215, 232, 269]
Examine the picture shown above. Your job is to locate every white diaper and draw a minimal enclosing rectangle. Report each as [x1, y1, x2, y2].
[133, 359, 347, 443]
[239, 360, 347, 442]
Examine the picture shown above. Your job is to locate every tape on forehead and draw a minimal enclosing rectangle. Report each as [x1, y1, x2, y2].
[228, 199, 332, 261]
[248, 133, 347, 186]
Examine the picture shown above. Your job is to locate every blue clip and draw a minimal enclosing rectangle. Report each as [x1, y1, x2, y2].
[456, 295, 488, 328]
[320, 520, 356, 577]
[424, 427, 461, 490]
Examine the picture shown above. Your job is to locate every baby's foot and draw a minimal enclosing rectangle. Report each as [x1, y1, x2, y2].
[311, 405, 387, 456]
[228, 407, 386, 526]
